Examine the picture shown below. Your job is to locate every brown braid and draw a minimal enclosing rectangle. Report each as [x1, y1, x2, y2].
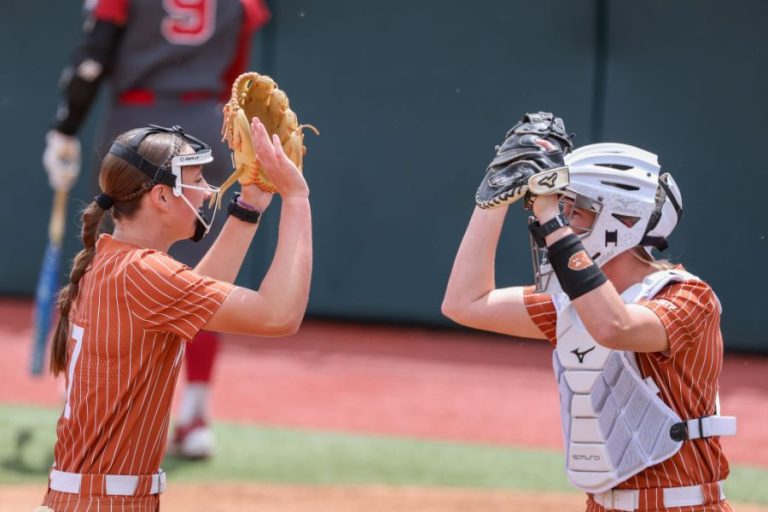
[111, 180, 156, 220]
[50, 203, 105, 375]
[49, 129, 180, 375]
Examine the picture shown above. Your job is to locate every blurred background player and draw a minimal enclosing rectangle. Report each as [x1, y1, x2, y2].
[41, 0, 271, 459]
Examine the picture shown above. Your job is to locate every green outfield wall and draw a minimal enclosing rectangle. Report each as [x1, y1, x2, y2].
[1, 0, 766, 352]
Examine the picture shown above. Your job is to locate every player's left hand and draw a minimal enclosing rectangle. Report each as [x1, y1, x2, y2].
[42, 130, 81, 192]
[475, 112, 572, 210]
[250, 118, 309, 199]
[239, 182, 273, 212]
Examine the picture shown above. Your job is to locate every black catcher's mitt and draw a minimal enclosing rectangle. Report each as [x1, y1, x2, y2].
[475, 112, 573, 209]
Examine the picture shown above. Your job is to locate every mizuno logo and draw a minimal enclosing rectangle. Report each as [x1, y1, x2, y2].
[537, 173, 558, 189]
[571, 346, 596, 363]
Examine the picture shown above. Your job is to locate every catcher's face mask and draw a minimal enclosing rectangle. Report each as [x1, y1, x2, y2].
[108, 124, 220, 242]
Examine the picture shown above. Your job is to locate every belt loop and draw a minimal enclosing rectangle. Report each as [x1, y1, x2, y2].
[80, 474, 106, 497]
[638, 487, 664, 511]
[134, 474, 153, 496]
[702, 481, 722, 504]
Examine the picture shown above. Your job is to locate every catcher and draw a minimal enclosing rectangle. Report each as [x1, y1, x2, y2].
[37, 116, 312, 511]
[443, 112, 736, 511]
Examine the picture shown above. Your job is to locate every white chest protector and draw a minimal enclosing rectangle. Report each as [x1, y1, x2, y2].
[552, 269, 737, 493]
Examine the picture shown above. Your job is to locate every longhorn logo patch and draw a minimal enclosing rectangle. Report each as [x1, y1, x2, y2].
[568, 250, 593, 270]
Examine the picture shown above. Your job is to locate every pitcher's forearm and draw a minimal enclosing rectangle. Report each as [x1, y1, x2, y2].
[258, 197, 313, 322]
[195, 217, 259, 282]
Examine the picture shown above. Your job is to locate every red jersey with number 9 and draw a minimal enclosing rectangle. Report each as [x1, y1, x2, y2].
[90, 0, 270, 98]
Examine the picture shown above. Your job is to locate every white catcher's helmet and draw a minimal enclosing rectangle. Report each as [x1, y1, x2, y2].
[532, 143, 683, 293]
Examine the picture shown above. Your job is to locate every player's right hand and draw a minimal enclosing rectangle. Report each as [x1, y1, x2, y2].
[43, 130, 81, 192]
[250, 118, 309, 199]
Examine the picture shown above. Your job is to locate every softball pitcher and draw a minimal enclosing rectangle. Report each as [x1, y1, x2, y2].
[37, 118, 311, 511]
[42, 0, 271, 458]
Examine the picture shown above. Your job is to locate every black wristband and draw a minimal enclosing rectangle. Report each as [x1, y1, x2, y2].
[529, 214, 569, 248]
[227, 194, 261, 224]
[547, 234, 607, 300]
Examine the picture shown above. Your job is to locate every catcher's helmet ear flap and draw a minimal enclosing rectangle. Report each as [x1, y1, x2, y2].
[641, 173, 682, 251]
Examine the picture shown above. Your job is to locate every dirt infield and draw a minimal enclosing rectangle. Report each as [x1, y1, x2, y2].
[5, 484, 768, 512]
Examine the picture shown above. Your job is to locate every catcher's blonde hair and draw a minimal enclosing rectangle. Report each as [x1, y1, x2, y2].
[631, 246, 675, 271]
[50, 129, 179, 375]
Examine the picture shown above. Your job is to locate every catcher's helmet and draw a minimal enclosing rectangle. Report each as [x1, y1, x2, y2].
[532, 143, 683, 293]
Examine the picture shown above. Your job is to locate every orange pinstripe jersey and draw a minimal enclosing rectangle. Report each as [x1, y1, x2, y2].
[43, 234, 232, 511]
[524, 274, 731, 512]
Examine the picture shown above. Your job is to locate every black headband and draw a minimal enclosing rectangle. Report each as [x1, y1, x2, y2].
[107, 124, 211, 186]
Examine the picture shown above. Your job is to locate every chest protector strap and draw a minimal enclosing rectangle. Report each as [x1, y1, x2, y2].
[552, 269, 736, 493]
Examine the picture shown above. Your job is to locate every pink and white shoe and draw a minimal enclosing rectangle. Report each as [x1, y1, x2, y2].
[168, 417, 215, 459]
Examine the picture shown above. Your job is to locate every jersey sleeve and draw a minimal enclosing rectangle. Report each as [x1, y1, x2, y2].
[636, 280, 720, 358]
[92, 0, 130, 25]
[523, 286, 558, 346]
[53, 17, 124, 135]
[241, 0, 271, 31]
[125, 251, 234, 340]
[220, 0, 272, 95]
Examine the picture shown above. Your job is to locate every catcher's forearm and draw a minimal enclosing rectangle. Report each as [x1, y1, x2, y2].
[443, 206, 507, 308]
[194, 217, 260, 283]
[257, 197, 313, 320]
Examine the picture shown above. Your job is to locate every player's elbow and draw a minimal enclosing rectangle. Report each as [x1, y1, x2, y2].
[442, 280, 491, 326]
[441, 297, 472, 326]
[259, 310, 305, 337]
[441, 297, 459, 321]
[257, 320, 300, 337]
[589, 322, 627, 350]
[279, 315, 304, 336]
[265, 323, 301, 337]
[588, 318, 670, 353]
